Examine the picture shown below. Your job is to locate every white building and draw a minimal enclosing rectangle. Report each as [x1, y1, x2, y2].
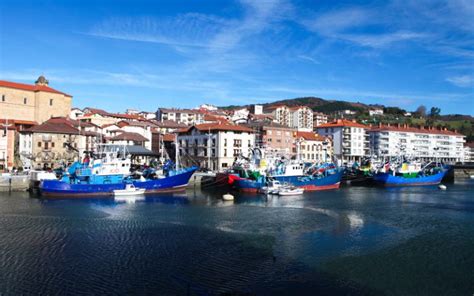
[464, 143, 474, 163]
[177, 123, 255, 171]
[266, 105, 291, 127]
[230, 108, 250, 124]
[198, 104, 218, 111]
[316, 119, 369, 163]
[116, 121, 156, 151]
[295, 131, 332, 162]
[138, 111, 156, 120]
[369, 124, 466, 163]
[313, 112, 328, 127]
[290, 106, 313, 131]
[70, 108, 85, 120]
[250, 105, 263, 115]
[156, 108, 204, 125]
[369, 108, 384, 116]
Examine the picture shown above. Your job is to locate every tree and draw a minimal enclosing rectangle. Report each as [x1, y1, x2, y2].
[415, 105, 427, 117]
[429, 107, 441, 118]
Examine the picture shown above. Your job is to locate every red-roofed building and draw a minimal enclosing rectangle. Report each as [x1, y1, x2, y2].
[0, 76, 72, 124]
[368, 123, 465, 163]
[316, 119, 369, 163]
[19, 117, 86, 170]
[177, 123, 255, 170]
[295, 131, 332, 162]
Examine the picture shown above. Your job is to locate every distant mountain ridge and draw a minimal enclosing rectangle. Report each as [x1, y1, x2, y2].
[222, 96, 390, 113]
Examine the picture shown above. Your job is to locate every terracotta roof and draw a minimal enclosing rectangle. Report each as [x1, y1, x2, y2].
[83, 107, 110, 116]
[109, 132, 149, 142]
[179, 123, 254, 133]
[0, 119, 37, 125]
[101, 123, 118, 128]
[316, 119, 367, 129]
[162, 134, 176, 141]
[154, 120, 188, 128]
[24, 118, 79, 134]
[296, 131, 327, 141]
[370, 124, 463, 136]
[204, 114, 229, 123]
[0, 80, 72, 97]
[158, 108, 201, 114]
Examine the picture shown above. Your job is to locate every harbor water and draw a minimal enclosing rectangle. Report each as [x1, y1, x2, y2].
[1, 179, 473, 295]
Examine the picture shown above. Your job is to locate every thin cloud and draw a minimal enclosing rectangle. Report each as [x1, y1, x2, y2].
[446, 75, 474, 88]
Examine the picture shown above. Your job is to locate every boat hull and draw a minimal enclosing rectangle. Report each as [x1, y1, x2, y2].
[234, 178, 264, 193]
[273, 170, 343, 191]
[39, 167, 198, 198]
[373, 170, 446, 187]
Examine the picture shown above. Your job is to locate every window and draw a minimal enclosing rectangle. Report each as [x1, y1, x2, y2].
[224, 149, 227, 157]
[38, 142, 42, 147]
[49, 99, 53, 106]
[24, 98, 27, 104]
[52, 142, 55, 148]
[222, 163, 228, 168]
[1, 95, 5, 102]
[224, 139, 227, 147]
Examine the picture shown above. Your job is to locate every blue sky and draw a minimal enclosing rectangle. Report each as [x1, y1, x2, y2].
[0, 0, 473, 114]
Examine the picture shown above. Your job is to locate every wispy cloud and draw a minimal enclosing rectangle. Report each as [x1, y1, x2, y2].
[297, 55, 320, 64]
[446, 75, 474, 88]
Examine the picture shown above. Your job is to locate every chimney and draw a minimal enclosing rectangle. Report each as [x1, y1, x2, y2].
[352, 119, 356, 123]
[378, 122, 382, 128]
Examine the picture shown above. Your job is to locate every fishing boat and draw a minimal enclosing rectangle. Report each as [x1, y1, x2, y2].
[39, 144, 198, 197]
[270, 162, 343, 191]
[373, 161, 446, 187]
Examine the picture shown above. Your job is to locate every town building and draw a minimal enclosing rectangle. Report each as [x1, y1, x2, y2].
[369, 108, 384, 116]
[316, 119, 369, 164]
[156, 108, 204, 125]
[290, 106, 313, 131]
[313, 112, 328, 127]
[246, 121, 295, 155]
[295, 131, 332, 162]
[464, 142, 474, 163]
[250, 104, 263, 115]
[0, 76, 72, 124]
[369, 124, 466, 163]
[229, 108, 249, 124]
[265, 105, 291, 127]
[19, 117, 85, 170]
[334, 109, 357, 118]
[177, 123, 255, 171]
[70, 108, 85, 120]
[0, 125, 15, 171]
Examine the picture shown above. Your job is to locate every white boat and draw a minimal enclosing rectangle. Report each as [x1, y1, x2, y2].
[260, 180, 283, 195]
[113, 184, 146, 196]
[223, 193, 234, 201]
[470, 175, 474, 179]
[278, 186, 304, 196]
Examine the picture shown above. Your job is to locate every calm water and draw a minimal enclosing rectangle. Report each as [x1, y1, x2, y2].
[1, 179, 473, 295]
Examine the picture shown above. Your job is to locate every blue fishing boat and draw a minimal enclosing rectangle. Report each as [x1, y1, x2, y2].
[270, 162, 343, 191]
[39, 144, 198, 197]
[373, 161, 446, 187]
[272, 169, 343, 191]
[40, 167, 197, 197]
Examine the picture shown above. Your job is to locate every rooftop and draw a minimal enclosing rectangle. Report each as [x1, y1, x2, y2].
[109, 132, 149, 142]
[0, 79, 72, 97]
[370, 124, 463, 136]
[296, 131, 327, 141]
[316, 119, 367, 129]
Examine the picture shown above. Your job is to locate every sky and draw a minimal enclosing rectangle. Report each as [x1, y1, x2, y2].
[0, 0, 473, 114]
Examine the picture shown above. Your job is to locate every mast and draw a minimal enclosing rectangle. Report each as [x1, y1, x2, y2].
[207, 127, 211, 170]
[175, 133, 179, 171]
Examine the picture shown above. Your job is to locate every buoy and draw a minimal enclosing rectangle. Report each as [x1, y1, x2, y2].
[223, 193, 234, 201]
[438, 184, 447, 190]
